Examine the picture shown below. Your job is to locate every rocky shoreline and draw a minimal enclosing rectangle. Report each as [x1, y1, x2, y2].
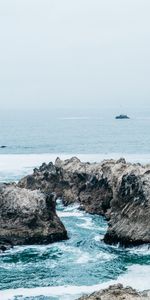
[0, 157, 150, 298]
[77, 284, 150, 300]
[19, 157, 150, 247]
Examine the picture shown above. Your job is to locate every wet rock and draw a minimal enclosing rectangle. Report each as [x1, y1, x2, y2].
[0, 145, 7, 149]
[77, 284, 150, 300]
[0, 184, 67, 250]
[0, 239, 12, 252]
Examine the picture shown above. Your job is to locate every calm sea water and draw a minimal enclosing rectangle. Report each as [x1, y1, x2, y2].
[0, 109, 150, 155]
[0, 109, 150, 299]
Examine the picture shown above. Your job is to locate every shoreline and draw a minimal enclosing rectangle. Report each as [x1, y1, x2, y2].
[18, 157, 150, 247]
[0, 156, 150, 299]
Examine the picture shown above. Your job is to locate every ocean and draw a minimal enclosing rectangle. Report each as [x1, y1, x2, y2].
[0, 108, 150, 156]
[0, 109, 150, 299]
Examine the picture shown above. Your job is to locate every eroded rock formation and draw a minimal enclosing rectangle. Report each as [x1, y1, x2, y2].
[104, 167, 150, 246]
[0, 183, 67, 251]
[19, 157, 114, 215]
[18, 157, 150, 246]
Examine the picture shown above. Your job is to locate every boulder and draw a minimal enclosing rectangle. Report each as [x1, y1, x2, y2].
[0, 184, 67, 250]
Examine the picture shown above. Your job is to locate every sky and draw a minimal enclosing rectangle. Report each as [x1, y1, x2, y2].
[0, 0, 150, 111]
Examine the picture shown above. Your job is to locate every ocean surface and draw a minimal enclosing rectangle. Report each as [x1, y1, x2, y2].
[0, 109, 150, 299]
[0, 109, 150, 157]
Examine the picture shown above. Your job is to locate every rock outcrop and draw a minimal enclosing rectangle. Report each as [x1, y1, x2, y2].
[0, 184, 67, 251]
[19, 157, 114, 215]
[104, 167, 150, 246]
[18, 157, 150, 247]
[77, 284, 150, 300]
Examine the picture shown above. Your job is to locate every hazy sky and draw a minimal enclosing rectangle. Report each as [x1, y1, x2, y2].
[0, 0, 150, 111]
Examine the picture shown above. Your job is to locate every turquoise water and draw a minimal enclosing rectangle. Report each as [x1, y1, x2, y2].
[0, 109, 150, 299]
[0, 201, 150, 299]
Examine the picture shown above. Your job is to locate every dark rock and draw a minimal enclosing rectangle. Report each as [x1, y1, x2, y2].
[19, 157, 113, 215]
[18, 157, 150, 247]
[104, 169, 150, 246]
[115, 114, 130, 119]
[0, 238, 13, 252]
[0, 145, 7, 149]
[0, 184, 67, 250]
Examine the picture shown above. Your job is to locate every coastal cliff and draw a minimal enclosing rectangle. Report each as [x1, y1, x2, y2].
[19, 157, 150, 247]
[0, 184, 67, 251]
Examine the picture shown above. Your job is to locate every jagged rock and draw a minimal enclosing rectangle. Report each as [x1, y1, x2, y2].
[19, 157, 114, 215]
[18, 157, 150, 246]
[77, 284, 150, 300]
[0, 184, 67, 251]
[0, 239, 12, 252]
[19, 162, 60, 193]
[104, 167, 150, 246]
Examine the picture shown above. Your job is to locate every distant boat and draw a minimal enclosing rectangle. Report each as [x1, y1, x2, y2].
[115, 114, 130, 120]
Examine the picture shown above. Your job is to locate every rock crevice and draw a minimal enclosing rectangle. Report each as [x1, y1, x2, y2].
[18, 157, 150, 247]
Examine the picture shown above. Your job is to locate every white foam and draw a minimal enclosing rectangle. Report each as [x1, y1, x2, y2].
[56, 244, 114, 265]
[0, 282, 113, 300]
[1, 264, 150, 300]
[57, 244, 82, 255]
[57, 211, 84, 218]
[94, 235, 104, 241]
[63, 204, 80, 211]
[77, 217, 100, 230]
[95, 252, 116, 262]
[76, 252, 92, 264]
[118, 264, 150, 291]
[76, 251, 115, 264]
[127, 245, 150, 256]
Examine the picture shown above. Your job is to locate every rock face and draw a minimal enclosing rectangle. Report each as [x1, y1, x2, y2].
[19, 157, 114, 215]
[104, 168, 150, 246]
[77, 284, 150, 300]
[18, 157, 150, 247]
[0, 184, 67, 250]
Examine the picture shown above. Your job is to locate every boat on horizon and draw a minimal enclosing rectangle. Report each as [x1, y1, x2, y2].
[115, 114, 130, 119]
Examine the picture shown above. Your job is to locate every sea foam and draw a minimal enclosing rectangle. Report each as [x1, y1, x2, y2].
[1, 265, 150, 300]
